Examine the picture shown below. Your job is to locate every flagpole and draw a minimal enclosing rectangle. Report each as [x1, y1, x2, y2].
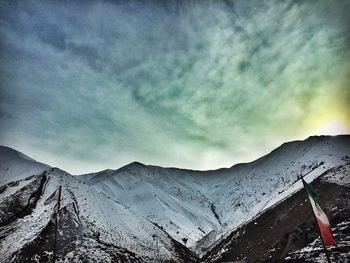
[152, 234, 159, 262]
[52, 186, 62, 263]
[298, 176, 332, 263]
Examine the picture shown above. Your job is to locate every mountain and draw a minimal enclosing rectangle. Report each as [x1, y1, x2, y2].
[83, 163, 222, 248]
[201, 163, 350, 262]
[0, 148, 195, 263]
[0, 146, 49, 186]
[82, 135, 350, 254]
[0, 135, 349, 262]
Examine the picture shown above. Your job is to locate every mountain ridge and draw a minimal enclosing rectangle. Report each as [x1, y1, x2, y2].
[80, 135, 348, 177]
[82, 135, 350, 251]
[0, 134, 349, 262]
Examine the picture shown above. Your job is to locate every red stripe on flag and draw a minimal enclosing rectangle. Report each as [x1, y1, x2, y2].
[316, 217, 336, 246]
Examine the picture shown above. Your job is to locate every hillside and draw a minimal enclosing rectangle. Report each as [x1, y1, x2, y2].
[0, 146, 49, 186]
[0, 135, 349, 262]
[0, 151, 195, 262]
[201, 163, 350, 262]
[83, 135, 350, 254]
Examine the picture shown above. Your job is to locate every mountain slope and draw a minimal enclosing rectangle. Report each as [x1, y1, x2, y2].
[0, 147, 195, 263]
[201, 162, 350, 262]
[83, 163, 222, 247]
[1, 135, 349, 261]
[0, 146, 49, 186]
[83, 135, 350, 252]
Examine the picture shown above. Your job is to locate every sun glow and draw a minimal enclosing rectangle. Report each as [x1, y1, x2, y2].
[313, 119, 350, 136]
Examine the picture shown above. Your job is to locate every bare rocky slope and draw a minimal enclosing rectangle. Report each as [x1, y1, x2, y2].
[201, 163, 350, 262]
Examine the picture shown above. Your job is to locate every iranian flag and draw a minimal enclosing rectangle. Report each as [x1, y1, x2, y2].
[302, 178, 336, 246]
[44, 186, 62, 225]
[44, 186, 61, 205]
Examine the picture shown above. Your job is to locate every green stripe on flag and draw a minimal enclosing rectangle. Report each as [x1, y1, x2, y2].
[302, 178, 319, 202]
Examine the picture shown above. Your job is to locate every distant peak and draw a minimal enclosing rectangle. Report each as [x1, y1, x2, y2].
[130, 161, 145, 166]
[0, 145, 36, 162]
[0, 145, 20, 153]
[114, 161, 148, 172]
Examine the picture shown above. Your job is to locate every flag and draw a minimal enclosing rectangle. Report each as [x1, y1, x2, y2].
[302, 179, 336, 246]
[50, 203, 60, 225]
[44, 186, 61, 225]
[44, 187, 60, 205]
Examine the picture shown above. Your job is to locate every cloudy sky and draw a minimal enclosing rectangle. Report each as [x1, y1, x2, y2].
[0, 0, 349, 174]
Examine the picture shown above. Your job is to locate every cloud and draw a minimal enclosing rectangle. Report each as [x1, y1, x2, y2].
[0, 0, 349, 173]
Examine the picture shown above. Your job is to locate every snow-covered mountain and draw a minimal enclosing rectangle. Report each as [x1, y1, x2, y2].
[83, 163, 222, 248]
[83, 135, 350, 254]
[0, 146, 49, 186]
[202, 162, 350, 262]
[0, 148, 194, 262]
[0, 135, 349, 262]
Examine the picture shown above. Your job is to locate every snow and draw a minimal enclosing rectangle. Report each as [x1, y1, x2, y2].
[0, 146, 49, 186]
[0, 158, 184, 262]
[83, 164, 222, 247]
[47, 169, 181, 261]
[286, 219, 350, 262]
[0, 176, 37, 202]
[82, 135, 350, 253]
[1, 135, 349, 260]
[320, 163, 350, 186]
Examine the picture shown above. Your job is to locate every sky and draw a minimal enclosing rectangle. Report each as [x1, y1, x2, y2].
[0, 0, 349, 174]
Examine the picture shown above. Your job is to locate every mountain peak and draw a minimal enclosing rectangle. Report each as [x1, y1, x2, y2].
[0, 146, 49, 186]
[0, 145, 36, 163]
[118, 161, 147, 171]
